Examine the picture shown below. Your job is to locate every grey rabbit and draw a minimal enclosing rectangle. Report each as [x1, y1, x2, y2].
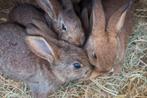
[36, 0, 85, 46]
[0, 23, 92, 98]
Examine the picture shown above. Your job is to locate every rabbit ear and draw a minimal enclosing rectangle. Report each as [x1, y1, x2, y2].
[25, 36, 57, 64]
[36, 0, 61, 20]
[31, 19, 56, 38]
[81, 8, 90, 33]
[26, 23, 58, 43]
[91, 0, 105, 35]
[107, 0, 133, 34]
[32, 19, 50, 33]
[26, 23, 49, 38]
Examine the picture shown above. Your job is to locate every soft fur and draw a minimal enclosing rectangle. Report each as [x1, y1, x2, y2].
[0, 23, 92, 98]
[85, 0, 134, 75]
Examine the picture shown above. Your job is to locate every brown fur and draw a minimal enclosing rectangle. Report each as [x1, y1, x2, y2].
[85, 0, 134, 75]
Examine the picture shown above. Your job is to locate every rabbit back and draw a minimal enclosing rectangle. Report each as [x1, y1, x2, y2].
[0, 23, 60, 98]
[0, 23, 38, 80]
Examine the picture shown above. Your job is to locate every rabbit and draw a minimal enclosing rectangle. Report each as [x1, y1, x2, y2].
[0, 22, 92, 98]
[85, 0, 134, 76]
[8, 3, 57, 38]
[36, 0, 85, 46]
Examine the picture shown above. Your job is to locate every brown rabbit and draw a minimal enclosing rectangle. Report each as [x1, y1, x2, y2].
[36, 0, 85, 46]
[8, 3, 57, 38]
[85, 0, 133, 75]
[0, 23, 92, 98]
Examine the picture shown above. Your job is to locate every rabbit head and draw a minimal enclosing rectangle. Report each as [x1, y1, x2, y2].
[36, 0, 85, 46]
[85, 0, 133, 74]
[26, 26, 92, 83]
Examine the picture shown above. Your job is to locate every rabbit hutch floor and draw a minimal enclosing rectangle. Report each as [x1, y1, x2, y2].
[0, 0, 147, 98]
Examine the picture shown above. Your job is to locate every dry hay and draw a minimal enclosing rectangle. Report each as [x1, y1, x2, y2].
[0, 0, 147, 98]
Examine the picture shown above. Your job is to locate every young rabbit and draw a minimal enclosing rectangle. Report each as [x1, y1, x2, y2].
[0, 23, 92, 98]
[36, 0, 85, 46]
[85, 0, 133, 75]
[8, 3, 57, 38]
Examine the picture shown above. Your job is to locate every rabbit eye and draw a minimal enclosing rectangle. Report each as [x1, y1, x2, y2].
[62, 24, 67, 31]
[73, 63, 81, 69]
